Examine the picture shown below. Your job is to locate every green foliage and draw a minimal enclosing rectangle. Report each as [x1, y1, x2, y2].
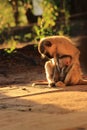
[33, 0, 58, 41]
[33, 0, 70, 42]
[5, 37, 17, 53]
[0, 0, 15, 32]
[58, 0, 70, 35]
[0, 0, 71, 52]
[18, 1, 28, 25]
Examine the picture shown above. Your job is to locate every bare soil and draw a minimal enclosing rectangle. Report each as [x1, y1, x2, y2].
[0, 37, 87, 130]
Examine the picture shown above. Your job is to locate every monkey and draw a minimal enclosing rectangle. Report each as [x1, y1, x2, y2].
[54, 55, 72, 84]
[32, 55, 72, 87]
[32, 36, 87, 86]
[44, 55, 73, 87]
[38, 36, 87, 85]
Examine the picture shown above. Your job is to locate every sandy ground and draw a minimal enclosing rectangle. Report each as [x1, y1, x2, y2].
[0, 81, 87, 130]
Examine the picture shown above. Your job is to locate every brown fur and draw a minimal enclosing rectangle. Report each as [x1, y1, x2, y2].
[38, 36, 80, 62]
[32, 56, 72, 87]
[45, 57, 72, 87]
[37, 36, 87, 87]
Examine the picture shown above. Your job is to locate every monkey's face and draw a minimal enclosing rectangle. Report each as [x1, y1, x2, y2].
[38, 40, 56, 59]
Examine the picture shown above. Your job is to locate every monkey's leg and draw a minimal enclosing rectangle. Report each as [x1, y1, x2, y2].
[45, 60, 57, 87]
[55, 67, 67, 87]
[32, 58, 60, 87]
[55, 81, 66, 87]
[78, 78, 87, 85]
[64, 64, 82, 85]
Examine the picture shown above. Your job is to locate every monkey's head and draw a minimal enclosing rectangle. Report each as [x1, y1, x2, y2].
[38, 38, 56, 59]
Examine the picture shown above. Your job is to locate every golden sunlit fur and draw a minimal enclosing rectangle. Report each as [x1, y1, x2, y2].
[38, 36, 87, 87]
[38, 36, 80, 62]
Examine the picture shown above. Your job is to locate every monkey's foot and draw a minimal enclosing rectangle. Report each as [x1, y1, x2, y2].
[55, 81, 66, 87]
[49, 82, 56, 88]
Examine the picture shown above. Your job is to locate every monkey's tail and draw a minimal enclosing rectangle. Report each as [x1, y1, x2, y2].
[78, 78, 87, 85]
[32, 81, 48, 87]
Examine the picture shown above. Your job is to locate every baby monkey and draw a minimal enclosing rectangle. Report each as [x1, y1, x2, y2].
[45, 55, 72, 87]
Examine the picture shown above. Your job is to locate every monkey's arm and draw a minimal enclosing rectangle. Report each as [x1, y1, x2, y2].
[32, 59, 58, 87]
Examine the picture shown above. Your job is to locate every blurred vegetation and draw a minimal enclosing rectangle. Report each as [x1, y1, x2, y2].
[0, 0, 86, 52]
[33, 0, 70, 42]
[33, 0, 58, 41]
[0, 0, 31, 45]
[0, 0, 14, 31]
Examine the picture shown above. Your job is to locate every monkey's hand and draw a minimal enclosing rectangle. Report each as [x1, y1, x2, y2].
[55, 81, 66, 87]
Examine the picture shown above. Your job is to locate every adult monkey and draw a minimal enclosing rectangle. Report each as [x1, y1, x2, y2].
[36, 35, 87, 87]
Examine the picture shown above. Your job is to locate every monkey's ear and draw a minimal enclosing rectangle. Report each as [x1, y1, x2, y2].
[44, 41, 52, 47]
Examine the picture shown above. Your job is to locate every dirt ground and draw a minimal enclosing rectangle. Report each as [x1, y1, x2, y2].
[0, 36, 87, 130]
